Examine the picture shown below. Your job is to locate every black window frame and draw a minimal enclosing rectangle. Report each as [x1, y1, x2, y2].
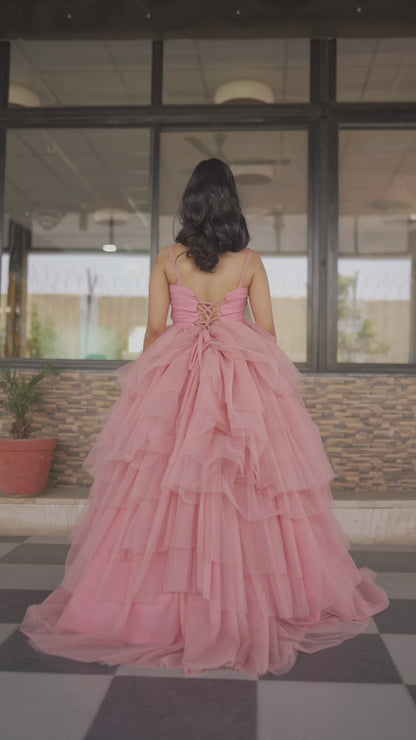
[0, 37, 414, 374]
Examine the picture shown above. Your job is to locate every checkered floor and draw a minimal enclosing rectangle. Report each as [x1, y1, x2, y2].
[0, 535, 415, 740]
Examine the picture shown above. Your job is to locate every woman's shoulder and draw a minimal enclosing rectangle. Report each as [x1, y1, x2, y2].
[157, 244, 174, 258]
[246, 246, 261, 262]
[155, 244, 180, 268]
[158, 243, 188, 261]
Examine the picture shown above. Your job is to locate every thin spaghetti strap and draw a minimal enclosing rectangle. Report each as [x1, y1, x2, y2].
[168, 244, 183, 285]
[238, 247, 252, 288]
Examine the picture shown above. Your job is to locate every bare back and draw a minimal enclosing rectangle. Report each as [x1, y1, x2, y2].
[162, 243, 276, 337]
[164, 243, 251, 302]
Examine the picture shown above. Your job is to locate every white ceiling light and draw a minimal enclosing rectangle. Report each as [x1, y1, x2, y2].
[9, 84, 41, 107]
[232, 163, 274, 186]
[94, 208, 130, 253]
[214, 80, 275, 185]
[214, 79, 275, 105]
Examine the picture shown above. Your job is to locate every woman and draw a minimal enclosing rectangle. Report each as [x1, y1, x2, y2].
[20, 158, 389, 677]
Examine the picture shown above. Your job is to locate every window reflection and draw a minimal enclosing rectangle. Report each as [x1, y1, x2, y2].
[337, 38, 416, 102]
[9, 40, 151, 107]
[338, 130, 416, 364]
[163, 39, 310, 104]
[1, 129, 150, 360]
[1, 252, 149, 361]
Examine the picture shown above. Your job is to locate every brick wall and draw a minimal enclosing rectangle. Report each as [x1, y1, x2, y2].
[1, 370, 415, 495]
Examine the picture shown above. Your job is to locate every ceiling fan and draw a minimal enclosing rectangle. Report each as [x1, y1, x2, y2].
[184, 132, 291, 170]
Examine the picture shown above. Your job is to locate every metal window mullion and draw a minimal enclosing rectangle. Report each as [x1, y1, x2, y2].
[307, 120, 319, 371]
[310, 114, 337, 371]
[325, 117, 339, 369]
[0, 124, 6, 308]
[149, 123, 160, 267]
[149, 41, 163, 267]
[151, 40, 163, 106]
[1, 103, 319, 129]
[309, 38, 337, 371]
[0, 42, 10, 308]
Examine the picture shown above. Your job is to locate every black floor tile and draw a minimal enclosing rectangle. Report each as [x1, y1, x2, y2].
[0, 535, 30, 542]
[0, 589, 51, 622]
[0, 543, 70, 564]
[350, 550, 416, 573]
[260, 634, 402, 683]
[85, 676, 256, 740]
[0, 628, 117, 675]
[373, 599, 416, 634]
[406, 685, 416, 706]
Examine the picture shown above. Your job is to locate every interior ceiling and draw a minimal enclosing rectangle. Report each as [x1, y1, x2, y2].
[9, 37, 416, 107]
[5, 126, 416, 256]
[0, 0, 416, 39]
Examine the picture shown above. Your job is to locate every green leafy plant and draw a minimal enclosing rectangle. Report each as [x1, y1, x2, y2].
[28, 305, 58, 359]
[0, 363, 57, 439]
[337, 275, 390, 361]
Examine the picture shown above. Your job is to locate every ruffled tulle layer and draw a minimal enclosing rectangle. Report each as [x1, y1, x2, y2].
[19, 319, 390, 677]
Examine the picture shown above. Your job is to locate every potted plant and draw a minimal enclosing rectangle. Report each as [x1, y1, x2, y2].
[0, 363, 58, 496]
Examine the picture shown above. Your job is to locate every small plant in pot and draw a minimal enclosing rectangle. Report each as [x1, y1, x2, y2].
[0, 363, 58, 496]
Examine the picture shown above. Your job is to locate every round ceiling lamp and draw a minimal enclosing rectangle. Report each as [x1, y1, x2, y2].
[8, 84, 41, 107]
[93, 208, 130, 253]
[232, 163, 274, 186]
[214, 79, 275, 105]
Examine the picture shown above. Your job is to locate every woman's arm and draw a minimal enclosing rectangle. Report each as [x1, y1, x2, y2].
[142, 251, 170, 352]
[248, 251, 277, 338]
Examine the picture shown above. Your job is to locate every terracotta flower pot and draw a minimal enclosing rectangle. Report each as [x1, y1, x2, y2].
[0, 438, 57, 496]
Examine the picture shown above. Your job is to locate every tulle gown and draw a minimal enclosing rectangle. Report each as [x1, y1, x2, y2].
[20, 245, 390, 677]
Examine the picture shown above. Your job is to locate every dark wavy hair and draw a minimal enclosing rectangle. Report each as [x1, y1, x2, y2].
[175, 158, 250, 272]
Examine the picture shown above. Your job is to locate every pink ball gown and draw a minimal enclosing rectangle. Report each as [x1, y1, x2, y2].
[20, 245, 390, 677]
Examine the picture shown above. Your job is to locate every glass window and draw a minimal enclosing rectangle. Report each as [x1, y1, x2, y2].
[338, 129, 416, 364]
[163, 39, 310, 104]
[9, 41, 151, 107]
[1, 129, 150, 361]
[337, 38, 416, 102]
[159, 130, 308, 362]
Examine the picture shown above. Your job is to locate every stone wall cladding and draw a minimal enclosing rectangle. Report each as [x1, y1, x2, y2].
[0, 370, 415, 495]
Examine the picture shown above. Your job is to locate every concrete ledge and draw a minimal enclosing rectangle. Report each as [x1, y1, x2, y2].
[0, 487, 88, 538]
[0, 487, 416, 545]
[333, 498, 416, 545]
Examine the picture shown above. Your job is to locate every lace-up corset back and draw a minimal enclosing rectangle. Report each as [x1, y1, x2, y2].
[168, 245, 251, 327]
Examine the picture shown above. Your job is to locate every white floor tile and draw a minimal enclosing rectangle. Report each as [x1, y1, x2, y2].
[0, 623, 19, 645]
[381, 634, 416, 684]
[257, 682, 416, 740]
[0, 672, 113, 740]
[25, 536, 70, 544]
[115, 663, 256, 680]
[350, 545, 416, 552]
[115, 664, 189, 679]
[362, 618, 379, 634]
[0, 564, 64, 590]
[375, 572, 416, 599]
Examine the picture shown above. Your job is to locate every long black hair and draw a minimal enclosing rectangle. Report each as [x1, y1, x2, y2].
[175, 158, 250, 272]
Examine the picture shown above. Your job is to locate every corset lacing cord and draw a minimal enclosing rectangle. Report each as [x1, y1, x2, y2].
[195, 299, 222, 329]
[187, 299, 222, 371]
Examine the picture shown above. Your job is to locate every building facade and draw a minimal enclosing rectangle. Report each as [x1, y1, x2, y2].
[0, 1, 415, 494]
